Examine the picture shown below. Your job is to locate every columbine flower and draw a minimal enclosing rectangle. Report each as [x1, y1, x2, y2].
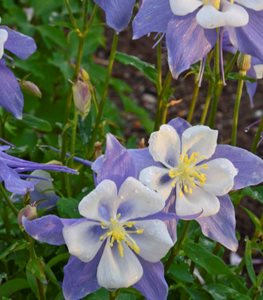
[139, 123, 238, 218]
[137, 118, 263, 251]
[0, 25, 36, 118]
[94, 0, 136, 32]
[133, 0, 263, 78]
[0, 145, 77, 195]
[24, 177, 173, 300]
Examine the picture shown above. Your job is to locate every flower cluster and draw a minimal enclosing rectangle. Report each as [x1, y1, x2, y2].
[24, 118, 263, 300]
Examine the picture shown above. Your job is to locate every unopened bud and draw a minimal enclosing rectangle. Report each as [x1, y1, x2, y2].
[18, 204, 37, 225]
[72, 69, 92, 120]
[20, 80, 42, 98]
[237, 54, 251, 73]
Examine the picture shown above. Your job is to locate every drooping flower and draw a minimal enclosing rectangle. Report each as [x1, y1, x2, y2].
[0, 25, 36, 118]
[0, 145, 77, 195]
[94, 0, 136, 32]
[23, 142, 174, 300]
[133, 0, 263, 78]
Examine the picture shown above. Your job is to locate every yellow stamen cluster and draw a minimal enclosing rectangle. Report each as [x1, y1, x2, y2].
[168, 152, 208, 197]
[203, 0, 221, 9]
[100, 213, 144, 257]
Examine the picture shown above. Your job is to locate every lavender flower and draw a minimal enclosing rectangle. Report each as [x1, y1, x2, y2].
[94, 0, 136, 32]
[133, 0, 263, 78]
[23, 141, 174, 300]
[0, 145, 77, 195]
[93, 119, 263, 251]
[136, 118, 263, 251]
[0, 25, 36, 118]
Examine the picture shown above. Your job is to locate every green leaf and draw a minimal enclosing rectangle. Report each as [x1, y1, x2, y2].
[0, 279, 30, 297]
[184, 241, 232, 275]
[231, 186, 263, 205]
[204, 283, 251, 300]
[26, 258, 47, 285]
[57, 197, 81, 218]
[115, 52, 157, 83]
[168, 261, 194, 283]
[20, 114, 52, 132]
[245, 239, 257, 285]
[242, 207, 261, 232]
[0, 240, 28, 260]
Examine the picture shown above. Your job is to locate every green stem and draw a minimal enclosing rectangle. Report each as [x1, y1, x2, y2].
[165, 221, 190, 271]
[231, 72, 245, 146]
[0, 184, 18, 216]
[208, 32, 223, 128]
[187, 78, 200, 123]
[155, 72, 172, 130]
[251, 116, 263, 153]
[88, 33, 119, 156]
[200, 81, 213, 125]
[156, 39, 163, 94]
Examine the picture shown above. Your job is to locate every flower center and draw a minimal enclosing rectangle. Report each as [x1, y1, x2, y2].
[203, 0, 220, 9]
[168, 152, 208, 197]
[100, 214, 144, 257]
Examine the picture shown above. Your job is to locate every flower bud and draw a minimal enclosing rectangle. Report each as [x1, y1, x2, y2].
[18, 204, 37, 225]
[20, 80, 42, 98]
[72, 69, 92, 120]
[237, 54, 251, 73]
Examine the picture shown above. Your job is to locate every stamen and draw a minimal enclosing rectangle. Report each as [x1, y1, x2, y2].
[168, 152, 208, 197]
[99, 213, 144, 257]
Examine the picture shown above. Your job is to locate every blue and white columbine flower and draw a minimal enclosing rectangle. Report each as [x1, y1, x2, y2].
[94, 0, 136, 32]
[133, 0, 263, 78]
[0, 24, 36, 118]
[24, 177, 173, 300]
[139, 124, 238, 218]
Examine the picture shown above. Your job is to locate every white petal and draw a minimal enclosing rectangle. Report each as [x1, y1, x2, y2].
[63, 221, 102, 262]
[0, 29, 8, 59]
[254, 64, 263, 79]
[169, 0, 202, 16]
[79, 180, 118, 221]
[149, 124, 180, 168]
[97, 241, 143, 289]
[176, 186, 220, 218]
[131, 220, 173, 262]
[118, 177, 165, 221]
[196, 2, 249, 29]
[235, 0, 263, 11]
[182, 125, 218, 161]
[139, 166, 173, 201]
[202, 158, 238, 196]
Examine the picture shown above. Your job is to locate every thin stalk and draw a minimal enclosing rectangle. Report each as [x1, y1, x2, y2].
[165, 221, 190, 271]
[200, 81, 213, 124]
[231, 72, 245, 146]
[88, 33, 119, 156]
[251, 116, 263, 153]
[155, 72, 172, 130]
[187, 78, 200, 123]
[156, 39, 162, 94]
[0, 184, 18, 216]
[208, 31, 223, 128]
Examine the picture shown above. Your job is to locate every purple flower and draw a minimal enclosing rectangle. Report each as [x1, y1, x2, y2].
[0, 145, 77, 195]
[92, 118, 263, 252]
[0, 25, 36, 118]
[133, 1, 263, 78]
[94, 0, 136, 32]
[135, 118, 263, 251]
[23, 144, 174, 300]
